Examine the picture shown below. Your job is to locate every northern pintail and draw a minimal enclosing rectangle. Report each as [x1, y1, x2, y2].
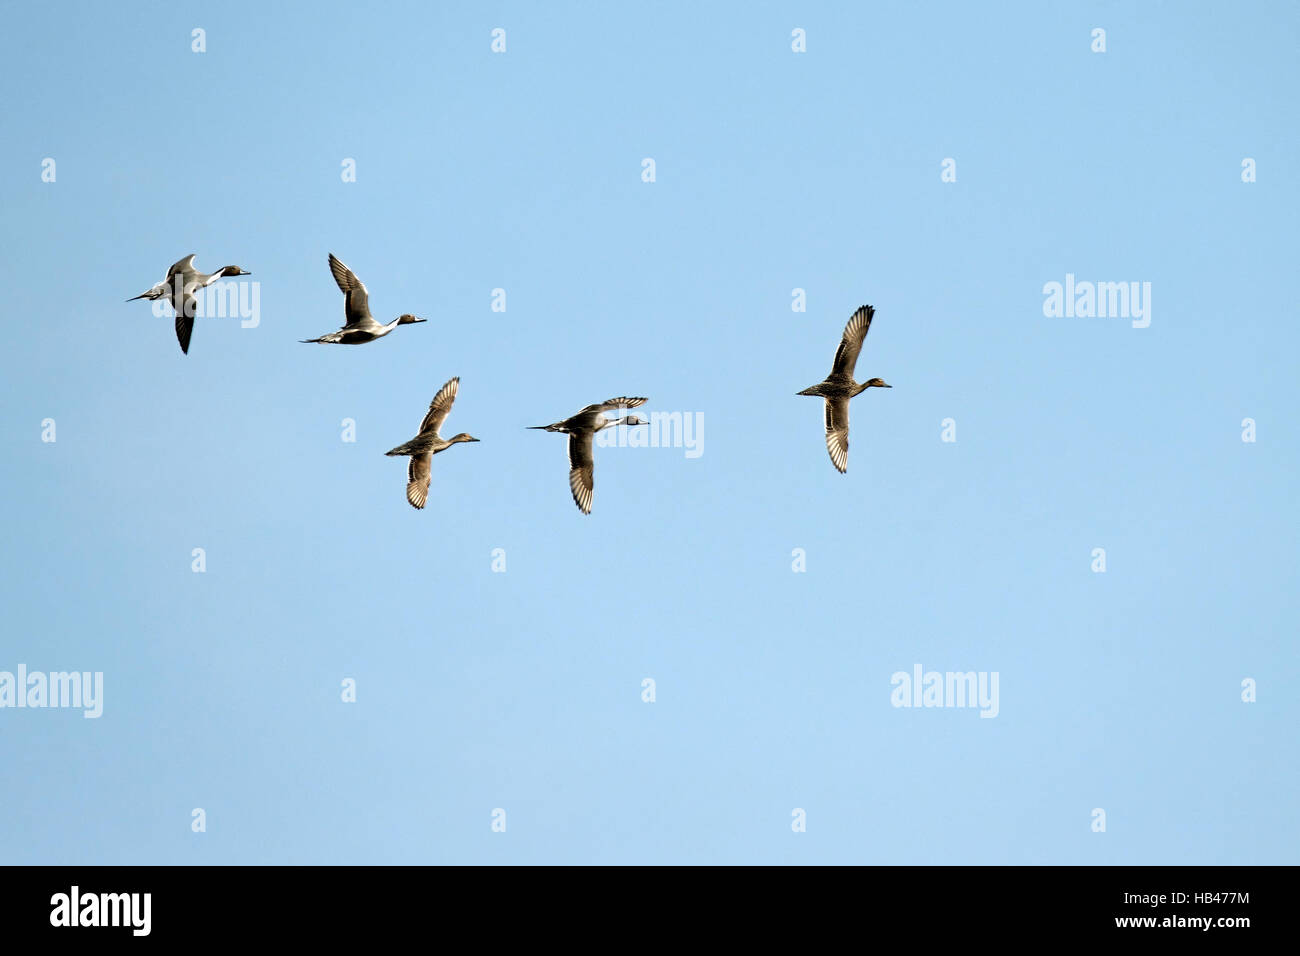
[529, 398, 648, 514]
[301, 254, 427, 345]
[384, 376, 479, 509]
[797, 305, 891, 473]
[127, 254, 251, 354]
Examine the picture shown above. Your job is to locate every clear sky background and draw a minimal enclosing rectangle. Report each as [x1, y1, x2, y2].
[1, 1, 1296, 864]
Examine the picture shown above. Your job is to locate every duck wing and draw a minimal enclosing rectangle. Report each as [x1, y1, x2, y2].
[567, 431, 596, 514]
[328, 254, 373, 327]
[831, 305, 874, 378]
[170, 281, 199, 354]
[824, 396, 850, 473]
[406, 453, 432, 510]
[174, 312, 194, 355]
[585, 397, 648, 414]
[166, 254, 197, 280]
[417, 377, 460, 438]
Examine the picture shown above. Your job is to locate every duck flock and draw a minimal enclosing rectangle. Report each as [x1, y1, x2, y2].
[129, 253, 893, 512]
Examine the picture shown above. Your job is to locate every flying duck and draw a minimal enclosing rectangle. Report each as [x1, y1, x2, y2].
[529, 398, 648, 514]
[301, 254, 427, 345]
[384, 377, 479, 509]
[127, 254, 251, 354]
[796, 305, 891, 473]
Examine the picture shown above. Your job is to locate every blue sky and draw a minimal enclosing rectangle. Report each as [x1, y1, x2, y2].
[1, 1, 1296, 864]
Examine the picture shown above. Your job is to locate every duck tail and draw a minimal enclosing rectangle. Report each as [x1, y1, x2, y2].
[301, 329, 345, 344]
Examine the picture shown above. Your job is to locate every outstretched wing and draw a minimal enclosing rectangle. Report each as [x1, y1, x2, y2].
[328, 254, 372, 326]
[831, 305, 874, 377]
[418, 377, 460, 438]
[166, 254, 197, 280]
[166, 275, 199, 355]
[175, 312, 194, 355]
[824, 397, 850, 473]
[583, 396, 648, 414]
[567, 432, 595, 514]
[406, 453, 432, 510]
